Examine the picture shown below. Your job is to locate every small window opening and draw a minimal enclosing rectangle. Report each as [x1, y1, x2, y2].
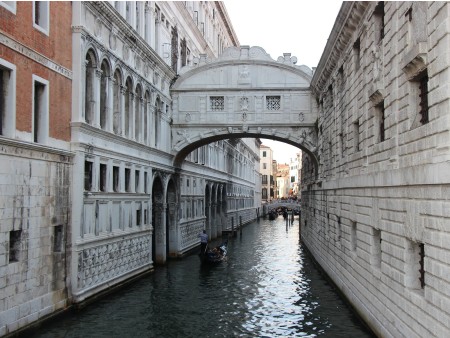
[9, 230, 22, 263]
[100, 163, 107, 192]
[125, 168, 131, 192]
[113, 166, 119, 192]
[84, 161, 93, 191]
[53, 225, 63, 252]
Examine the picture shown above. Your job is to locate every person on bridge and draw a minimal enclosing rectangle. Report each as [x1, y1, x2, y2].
[199, 230, 208, 255]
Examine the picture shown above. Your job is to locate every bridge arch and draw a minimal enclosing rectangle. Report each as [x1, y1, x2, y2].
[170, 46, 319, 171]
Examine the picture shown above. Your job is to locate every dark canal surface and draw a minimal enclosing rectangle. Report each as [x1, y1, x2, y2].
[26, 216, 375, 338]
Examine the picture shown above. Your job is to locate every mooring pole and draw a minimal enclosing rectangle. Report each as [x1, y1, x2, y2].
[239, 216, 242, 236]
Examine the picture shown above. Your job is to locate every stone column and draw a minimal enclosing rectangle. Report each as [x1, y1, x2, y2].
[120, 86, 127, 137]
[130, 92, 135, 141]
[106, 76, 114, 132]
[81, 60, 89, 122]
[93, 68, 102, 128]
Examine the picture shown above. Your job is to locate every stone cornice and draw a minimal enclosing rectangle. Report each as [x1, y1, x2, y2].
[0, 32, 72, 79]
[311, 1, 370, 95]
[0, 137, 74, 159]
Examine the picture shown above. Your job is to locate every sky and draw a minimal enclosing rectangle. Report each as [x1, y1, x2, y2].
[223, 0, 343, 164]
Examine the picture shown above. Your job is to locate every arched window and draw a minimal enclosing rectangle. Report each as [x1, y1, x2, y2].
[154, 97, 160, 147]
[144, 90, 150, 144]
[113, 69, 122, 134]
[125, 77, 133, 138]
[100, 60, 110, 130]
[84, 50, 97, 125]
[135, 84, 142, 141]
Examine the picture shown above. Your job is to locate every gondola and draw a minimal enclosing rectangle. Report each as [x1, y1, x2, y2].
[199, 241, 228, 264]
[268, 210, 277, 220]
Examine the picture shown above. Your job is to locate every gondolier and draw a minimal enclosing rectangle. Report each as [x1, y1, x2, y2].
[199, 230, 208, 255]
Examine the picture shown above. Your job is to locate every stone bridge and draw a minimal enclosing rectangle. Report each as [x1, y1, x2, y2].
[170, 46, 318, 168]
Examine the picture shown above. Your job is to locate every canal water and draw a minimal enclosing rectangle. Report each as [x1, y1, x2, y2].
[26, 216, 375, 338]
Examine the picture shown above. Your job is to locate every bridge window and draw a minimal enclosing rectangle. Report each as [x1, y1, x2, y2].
[266, 96, 280, 110]
[210, 96, 224, 111]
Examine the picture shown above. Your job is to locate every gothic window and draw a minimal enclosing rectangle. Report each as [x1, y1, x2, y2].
[113, 70, 121, 134]
[84, 51, 96, 126]
[100, 61, 110, 130]
[210, 96, 224, 111]
[144, 91, 150, 144]
[266, 96, 281, 110]
[135, 85, 142, 141]
[125, 77, 133, 138]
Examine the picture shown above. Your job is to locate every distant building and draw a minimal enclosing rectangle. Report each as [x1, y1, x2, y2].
[289, 152, 302, 198]
[275, 163, 290, 198]
[259, 144, 274, 202]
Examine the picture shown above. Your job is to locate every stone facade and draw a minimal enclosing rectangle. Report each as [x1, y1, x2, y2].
[302, 2, 450, 337]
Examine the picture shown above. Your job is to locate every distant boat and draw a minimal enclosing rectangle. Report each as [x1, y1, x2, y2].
[268, 210, 277, 220]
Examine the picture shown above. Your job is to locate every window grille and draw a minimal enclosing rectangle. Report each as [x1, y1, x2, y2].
[210, 96, 224, 111]
[419, 75, 429, 124]
[266, 96, 280, 110]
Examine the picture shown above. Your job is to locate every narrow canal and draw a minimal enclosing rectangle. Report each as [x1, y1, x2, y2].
[26, 216, 375, 337]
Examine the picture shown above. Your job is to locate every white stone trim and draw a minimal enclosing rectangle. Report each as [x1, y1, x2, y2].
[0, 33, 72, 79]
[0, 58, 16, 138]
[0, 1, 16, 14]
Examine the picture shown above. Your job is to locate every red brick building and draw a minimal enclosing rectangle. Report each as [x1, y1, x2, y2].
[0, 2, 73, 335]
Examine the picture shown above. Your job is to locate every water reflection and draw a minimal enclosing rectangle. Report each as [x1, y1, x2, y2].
[26, 217, 374, 337]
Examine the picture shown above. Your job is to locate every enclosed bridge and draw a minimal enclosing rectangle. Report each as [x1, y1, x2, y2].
[170, 46, 318, 169]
